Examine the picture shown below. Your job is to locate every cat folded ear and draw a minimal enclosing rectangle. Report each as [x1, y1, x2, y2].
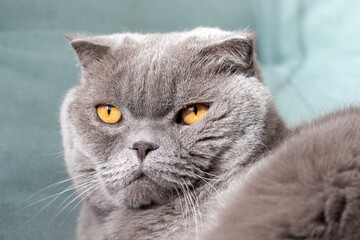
[65, 35, 111, 68]
[65, 35, 116, 78]
[195, 34, 255, 77]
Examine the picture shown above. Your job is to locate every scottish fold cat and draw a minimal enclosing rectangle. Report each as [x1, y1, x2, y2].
[61, 27, 286, 240]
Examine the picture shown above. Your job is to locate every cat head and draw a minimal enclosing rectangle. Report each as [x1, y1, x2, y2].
[61, 27, 283, 209]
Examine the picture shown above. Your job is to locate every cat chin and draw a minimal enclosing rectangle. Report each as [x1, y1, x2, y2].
[112, 176, 172, 209]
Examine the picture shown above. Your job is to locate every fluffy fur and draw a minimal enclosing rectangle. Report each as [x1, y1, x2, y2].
[200, 107, 360, 240]
[61, 28, 285, 240]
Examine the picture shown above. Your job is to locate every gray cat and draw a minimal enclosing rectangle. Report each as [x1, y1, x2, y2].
[62, 28, 360, 240]
[61, 27, 286, 240]
[200, 107, 360, 240]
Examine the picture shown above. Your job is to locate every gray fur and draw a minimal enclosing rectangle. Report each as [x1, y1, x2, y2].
[61, 27, 285, 240]
[200, 107, 360, 240]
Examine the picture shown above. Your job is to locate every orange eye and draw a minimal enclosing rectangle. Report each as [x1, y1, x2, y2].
[97, 105, 122, 124]
[181, 104, 208, 125]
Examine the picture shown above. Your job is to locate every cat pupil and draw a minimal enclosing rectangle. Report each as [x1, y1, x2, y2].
[193, 105, 198, 115]
[107, 106, 111, 115]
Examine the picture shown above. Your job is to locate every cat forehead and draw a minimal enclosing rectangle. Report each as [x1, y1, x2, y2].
[83, 27, 250, 47]
[70, 28, 257, 117]
[68, 27, 255, 79]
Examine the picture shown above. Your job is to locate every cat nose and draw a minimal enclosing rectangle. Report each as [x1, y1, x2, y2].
[132, 141, 159, 161]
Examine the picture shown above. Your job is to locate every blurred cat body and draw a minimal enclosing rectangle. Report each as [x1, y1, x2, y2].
[200, 107, 360, 240]
[61, 28, 286, 240]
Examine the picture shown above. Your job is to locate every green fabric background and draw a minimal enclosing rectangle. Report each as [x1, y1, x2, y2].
[1, 0, 359, 239]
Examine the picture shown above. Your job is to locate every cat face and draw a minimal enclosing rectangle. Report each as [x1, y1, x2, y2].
[61, 28, 279, 209]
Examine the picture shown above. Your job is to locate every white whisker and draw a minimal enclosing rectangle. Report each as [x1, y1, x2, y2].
[188, 171, 225, 203]
[178, 182, 191, 238]
[48, 182, 99, 224]
[16, 180, 96, 212]
[181, 179, 199, 239]
[17, 171, 95, 206]
[173, 183, 187, 240]
[59, 184, 101, 225]
[49, 180, 98, 224]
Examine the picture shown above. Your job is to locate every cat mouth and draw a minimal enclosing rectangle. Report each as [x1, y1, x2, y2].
[127, 171, 172, 190]
[133, 173, 146, 181]
[123, 168, 180, 190]
[127, 172, 154, 186]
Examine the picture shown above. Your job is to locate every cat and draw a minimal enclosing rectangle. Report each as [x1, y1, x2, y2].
[61, 27, 286, 240]
[200, 107, 360, 240]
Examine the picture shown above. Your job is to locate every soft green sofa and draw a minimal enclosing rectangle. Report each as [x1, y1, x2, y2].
[1, 0, 359, 239]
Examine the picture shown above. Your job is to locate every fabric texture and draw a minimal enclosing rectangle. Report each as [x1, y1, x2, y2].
[255, 0, 360, 125]
[0, 1, 359, 239]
